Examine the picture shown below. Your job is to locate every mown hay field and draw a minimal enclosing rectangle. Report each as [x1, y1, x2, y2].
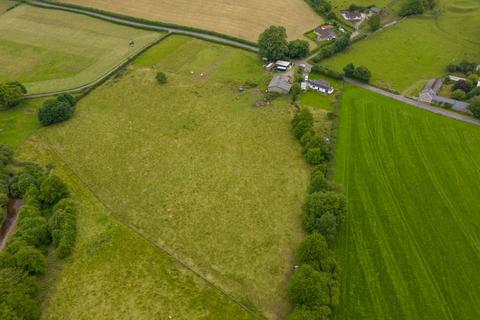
[322, 0, 480, 92]
[0, 4, 160, 94]
[0, 0, 15, 14]
[30, 35, 309, 318]
[334, 87, 480, 320]
[61, 0, 323, 41]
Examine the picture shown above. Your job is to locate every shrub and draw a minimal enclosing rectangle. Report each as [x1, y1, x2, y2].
[305, 148, 325, 165]
[451, 89, 466, 100]
[368, 13, 381, 31]
[291, 83, 302, 102]
[12, 246, 47, 276]
[296, 233, 332, 272]
[56, 93, 76, 107]
[287, 264, 330, 308]
[288, 40, 310, 59]
[12, 216, 49, 248]
[0, 145, 13, 165]
[353, 65, 372, 82]
[39, 175, 70, 207]
[287, 305, 331, 320]
[308, 172, 329, 193]
[343, 63, 355, 78]
[312, 64, 344, 80]
[0, 268, 40, 320]
[303, 191, 347, 234]
[452, 80, 472, 93]
[468, 96, 480, 118]
[156, 72, 167, 84]
[49, 199, 77, 258]
[38, 99, 73, 126]
[9, 172, 37, 199]
[399, 0, 424, 16]
[0, 82, 26, 111]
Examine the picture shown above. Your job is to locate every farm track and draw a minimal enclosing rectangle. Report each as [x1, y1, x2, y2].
[345, 78, 480, 126]
[42, 139, 265, 319]
[23, 0, 258, 98]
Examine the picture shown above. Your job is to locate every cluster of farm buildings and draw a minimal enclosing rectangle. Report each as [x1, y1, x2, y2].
[266, 61, 334, 95]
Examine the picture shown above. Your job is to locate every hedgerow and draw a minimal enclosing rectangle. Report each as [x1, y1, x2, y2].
[286, 107, 346, 319]
[0, 145, 79, 319]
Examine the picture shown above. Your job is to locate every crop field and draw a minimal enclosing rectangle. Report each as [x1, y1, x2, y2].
[0, 5, 160, 94]
[334, 87, 480, 320]
[322, 0, 480, 93]
[15, 137, 256, 320]
[30, 35, 309, 318]
[60, 0, 323, 41]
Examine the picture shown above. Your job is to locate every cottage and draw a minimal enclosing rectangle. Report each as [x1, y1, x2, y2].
[314, 26, 337, 41]
[341, 11, 362, 21]
[418, 79, 443, 103]
[275, 60, 292, 72]
[268, 75, 292, 94]
[308, 79, 334, 94]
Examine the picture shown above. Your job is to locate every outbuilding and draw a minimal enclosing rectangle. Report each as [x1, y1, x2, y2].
[419, 79, 443, 103]
[275, 60, 292, 71]
[341, 11, 362, 21]
[268, 75, 292, 94]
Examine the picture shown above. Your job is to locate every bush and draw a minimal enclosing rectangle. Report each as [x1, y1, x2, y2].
[291, 83, 302, 102]
[288, 40, 310, 59]
[368, 13, 381, 31]
[0, 82, 26, 111]
[287, 305, 331, 320]
[305, 148, 325, 165]
[447, 60, 477, 74]
[12, 246, 47, 276]
[287, 264, 330, 308]
[56, 93, 76, 107]
[38, 99, 74, 126]
[312, 64, 344, 80]
[399, 0, 424, 16]
[296, 233, 332, 271]
[468, 96, 480, 118]
[49, 199, 78, 258]
[12, 216, 49, 248]
[353, 65, 372, 82]
[308, 172, 329, 193]
[39, 175, 70, 207]
[451, 89, 466, 100]
[9, 172, 37, 199]
[452, 80, 472, 93]
[303, 191, 347, 235]
[0, 268, 40, 320]
[0, 145, 13, 165]
[156, 72, 167, 84]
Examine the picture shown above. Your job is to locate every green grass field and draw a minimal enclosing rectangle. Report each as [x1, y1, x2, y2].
[334, 87, 480, 319]
[15, 137, 256, 320]
[0, 5, 160, 94]
[0, 0, 14, 14]
[23, 35, 309, 318]
[0, 99, 44, 147]
[322, 0, 480, 92]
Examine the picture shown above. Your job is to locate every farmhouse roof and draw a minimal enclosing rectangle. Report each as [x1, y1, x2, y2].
[314, 27, 337, 40]
[268, 76, 292, 94]
[309, 79, 332, 90]
[342, 11, 362, 20]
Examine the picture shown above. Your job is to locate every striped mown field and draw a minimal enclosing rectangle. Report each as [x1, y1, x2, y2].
[60, 0, 323, 41]
[0, 4, 160, 93]
[334, 87, 480, 319]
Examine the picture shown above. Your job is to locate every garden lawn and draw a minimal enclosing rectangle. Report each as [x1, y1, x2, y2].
[334, 87, 480, 320]
[322, 0, 480, 93]
[15, 137, 256, 320]
[32, 35, 309, 318]
[0, 4, 160, 93]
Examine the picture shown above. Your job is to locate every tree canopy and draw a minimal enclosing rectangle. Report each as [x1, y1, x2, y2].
[258, 26, 289, 61]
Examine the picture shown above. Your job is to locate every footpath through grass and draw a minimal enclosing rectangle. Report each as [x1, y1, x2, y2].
[31, 35, 309, 318]
[334, 87, 480, 319]
[0, 4, 160, 94]
[322, 0, 480, 92]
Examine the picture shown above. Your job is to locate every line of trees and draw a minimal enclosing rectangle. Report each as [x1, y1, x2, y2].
[304, 0, 337, 19]
[0, 146, 78, 319]
[344, 63, 372, 82]
[258, 26, 310, 61]
[399, 0, 435, 16]
[287, 108, 346, 320]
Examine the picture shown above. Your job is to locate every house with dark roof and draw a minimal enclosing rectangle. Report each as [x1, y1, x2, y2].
[308, 79, 334, 94]
[419, 79, 443, 103]
[341, 11, 362, 21]
[314, 25, 337, 41]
